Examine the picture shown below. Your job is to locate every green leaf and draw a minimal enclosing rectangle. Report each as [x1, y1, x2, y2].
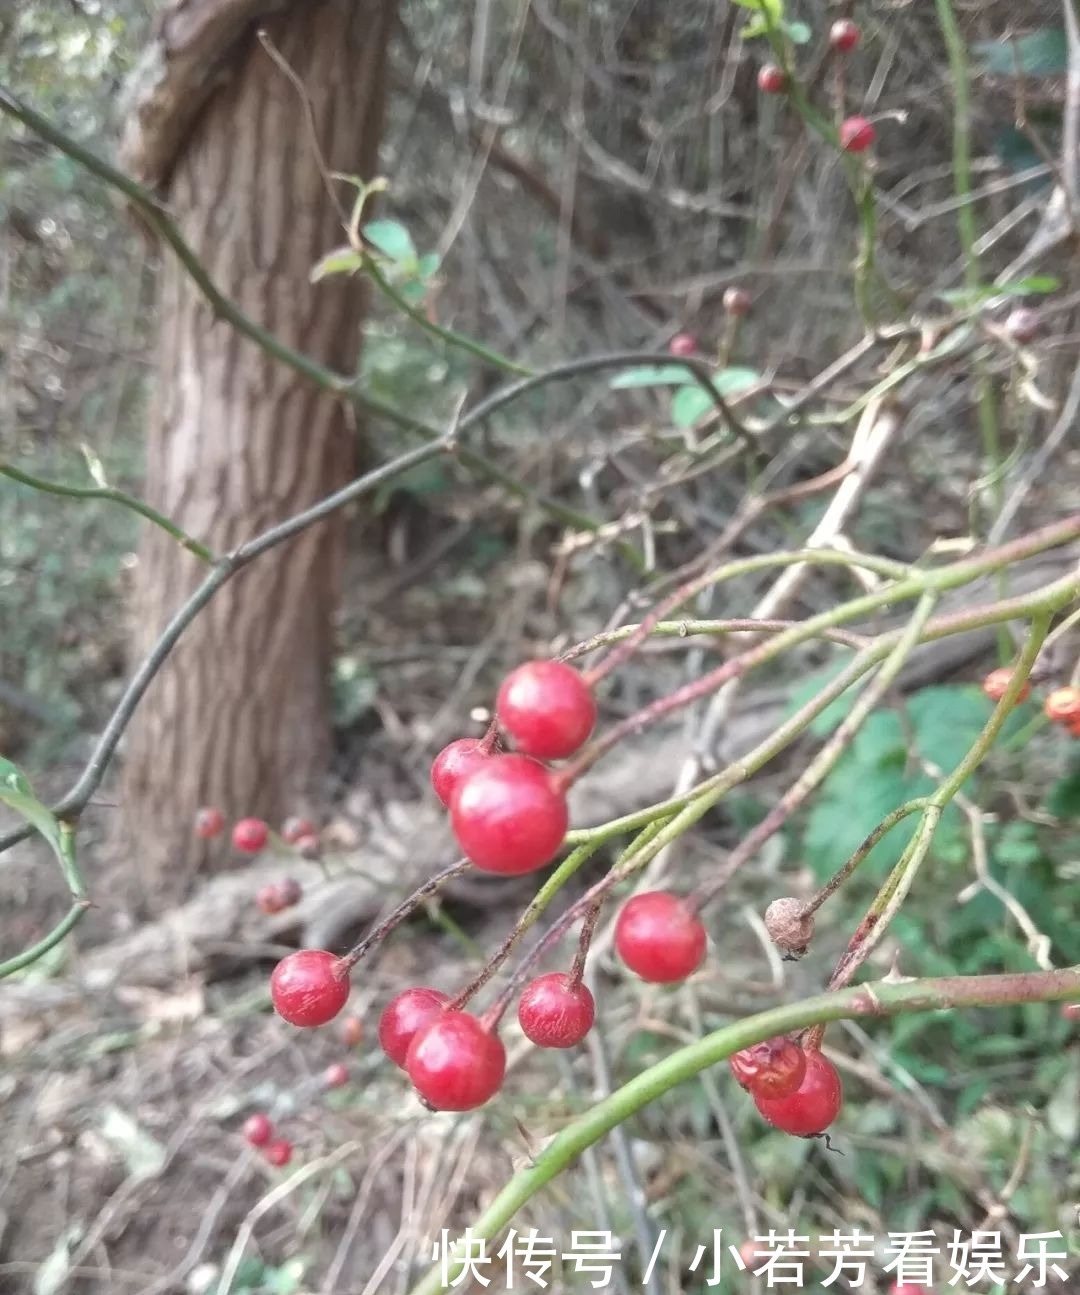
[975, 28, 1066, 77]
[0, 756, 62, 855]
[609, 364, 698, 389]
[363, 218, 417, 263]
[939, 275, 1060, 307]
[670, 385, 715, 428]
[1047, 766, 1080, 818]
[732, 0, 783, 16]
[310, 245, 364, 283]
[416, 252, 441, 281]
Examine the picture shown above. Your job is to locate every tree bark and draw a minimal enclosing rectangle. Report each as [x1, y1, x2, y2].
[122, 0, 395, 906]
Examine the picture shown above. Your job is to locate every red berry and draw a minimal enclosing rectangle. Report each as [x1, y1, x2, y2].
[450, 754, 568, 874]
[829, 19, 861, 52]
[378, 987, 450, 1068]
[889, 1286, 928, 1295]
[668, 332, 698, 357]
[276, 876, 302, 908]
[242, 1113, 273, 1147]
[405, 1011, 506, 1111]
[431, 737, 491, 808]
[256, 884, 285, 915]
[340, 1015, 364, 1047]
[1045, 686, 1080, 726]
[270, 949, 350, 1027]
[982, 666, 1030, 704]
[753, 1049, 843, 1137]
[324, 1062, 349, 1088]
[264, 1139, 293, 1168]
[757, 63, 787, 95]
[614, 891, 707, 984]
[195, 806, 225, 839]
[518, 973, 595, 1048]
[723, 286, 752, 317]
[839, 116, 875, 152]
[496, 660, 596, 760]
[282, 815, 315, 845]
[1063, 1002, 1080, 1022]
[729, 1037, 807, 1099]
[232, 817, 269, 853]
[294, 833, 321, 858]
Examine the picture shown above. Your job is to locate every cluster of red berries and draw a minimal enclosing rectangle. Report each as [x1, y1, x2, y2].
[982, 669, 1080, 736]
[729, 1037, 843, 1137]
[241, 1112, 293, 1168]
[194, 808, 320, 856]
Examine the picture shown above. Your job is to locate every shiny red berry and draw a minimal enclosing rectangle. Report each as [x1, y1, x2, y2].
[282, 815, 315, 845]
[264, 1139, 293, 1168]
[829, 19, 860, 52]
[431, 737, 491, 807]
[668, 332, 698, 357]
[729, 1037, 807, 1098]
[518, 973, 595, 1048]
[753, 1049, 843, 1137]
[270, 949, 350, 1027]
[982, 666, 1030, 704]
[324, 1062, 349, 1088]
[496, 660, 596, 760]
[242, 1113, 272, 1147]
[340, 1015, 364, 1047]
[614, 891, 707, 984]
[232, 817, 269, 853]
[405, 1010, 506, 1111]
[757, 63, 787, 94]
[378, 987, 450, 1068]
[839, 115, 875, 152]
[195, 806, 225, 839]
[450, 754, 568, 874]
[1045, 686, 1080, 725]
[723, 286, 752, 317]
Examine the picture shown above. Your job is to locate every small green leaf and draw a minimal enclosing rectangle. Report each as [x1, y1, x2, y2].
[416, 252, 441, 281]
[609, 364, 698, 389]
[975, 28, 1066, 77]
[0, 756, 62, 855]
[939, 275, 1060, 307]
[671, 385, 714, 428]
[1047, 766, 1080, 818]
[310, 245, 364, 283]
[363, 218, 417, 263]
[709, 366, 761, 395]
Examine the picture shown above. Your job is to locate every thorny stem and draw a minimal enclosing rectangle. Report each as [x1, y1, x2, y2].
[563, 618, 870, 662]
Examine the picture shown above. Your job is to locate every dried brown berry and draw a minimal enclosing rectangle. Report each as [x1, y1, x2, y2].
[764, 897, 814, 956]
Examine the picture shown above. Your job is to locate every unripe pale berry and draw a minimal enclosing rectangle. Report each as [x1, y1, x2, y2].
[982, 666, 1030, 704]
[264, 1139, 293, 1168]
[518, 973, 596, 1048]
[757, 63, 787, 95]
[195, 806, 225, 840]
[614, 891, 707, 984]
[242, 1113, 273, 1147]
[340, 1015, 364, 1047]
[723, 286, 752, 317]
[729, 1036, 807, 1098]
[667, 332, 698, 357]
[378, 987, 450, 1068]
[839, 115, 875, 152]
[282, 815, 315, 845]
[764, 897, 815, 956]
[431, 737, 491, 808]
[450, 754, 568, 874]
[1044, 686, 1080, 726]
[753, 1049, 842, 1137]
[405, 1011, 506, 1111]
[324, 1062, 349, 1088]
[829, 19, 860, 52]
[232, 817, 269, 853]
[270, 949, 351, 1027]
[496, 660, 596, 760]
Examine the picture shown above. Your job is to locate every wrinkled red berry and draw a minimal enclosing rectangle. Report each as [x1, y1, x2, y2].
[1045, 687, 1080, 726]
[232, 817, 269, 853]
[614, 891, 707, 984]
[839, 115, 875, 152]
[264, 1139, 293, 1168]
[282, 815, 315, 845]
[753, 1049, 843, 1137]
[982, 666, 1030, 704]
[450, 754, 568, 874]
[723, 286, 752, 317]
[270, 949, 350, 1027]
[405, 1011, 506, 1111]
[324, 1062, 349, 1088]
[496, 660, 596, 760]
[668, 332, 698, 357]
[829, 19, 860, 52]
[340, 1015, 364, 1047]
[757, 63, 787, 94]
[730, 1037, 807, 1098]
[378, 987, 450, 1067]
[195, 806, 225, 840]
[518, 973, 595, 1048]
[431, 737, 491, 808]
[242, 1113, 272, 1147]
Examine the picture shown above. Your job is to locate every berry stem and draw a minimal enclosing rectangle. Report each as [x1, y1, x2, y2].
[567, 900, 603, 989]
[337, 860, 471, 971]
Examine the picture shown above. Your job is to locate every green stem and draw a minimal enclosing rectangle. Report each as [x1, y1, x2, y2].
[0, 900, 90, 978]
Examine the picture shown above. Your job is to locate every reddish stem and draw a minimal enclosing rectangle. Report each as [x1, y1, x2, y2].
[338, 860, 470, 971]
[568, 900, 603, 989]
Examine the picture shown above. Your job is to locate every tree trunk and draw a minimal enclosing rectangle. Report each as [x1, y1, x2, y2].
[122, 0, 394, 907]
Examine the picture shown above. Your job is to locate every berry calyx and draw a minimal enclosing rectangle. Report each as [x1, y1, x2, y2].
[518, 973, 596, 1048]
[839, 115, 875, 152]
[757, 63, 787, 95]
[614, 891, 707, 984]
[232, 817, 269, 853]
[242, 1113, 273, 1147]
[496, 660, 596, 760]
[378, 987, 450, 1067]
[195, 806, 225, 839]
[269, 949, 350, 1027]
[431, 737, 492, 808]
[723, 286, 752, 318]
[667, 332, 698, 357]
[753, 1048, 843, 1137]
[981, 666, 1031, 704]
[730, 1037, 807, 1098]
[1045, 686, 1080, 726]
[450, 754, 568, 874]
[829, 19, 861, 52]
[324, 1062, 349, 1088]
[340, 1015, 364, 1047]
[264, 1139, 293, 1168]
[764, 897, 814, 956]
[405, 1011, 506, 1111]
[281, 815, 315, 845]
